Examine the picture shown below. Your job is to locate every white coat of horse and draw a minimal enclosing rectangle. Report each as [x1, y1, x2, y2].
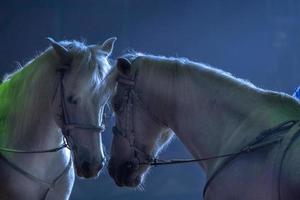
[108, 53, 300, 200]
[0, 37, 116, 200]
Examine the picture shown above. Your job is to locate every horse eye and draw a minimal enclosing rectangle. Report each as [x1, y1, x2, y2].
[67, 96, 78, 105]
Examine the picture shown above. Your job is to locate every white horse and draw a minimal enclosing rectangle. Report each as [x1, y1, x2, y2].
[0, 37, 116, 200]
[108, 53, 300, 200]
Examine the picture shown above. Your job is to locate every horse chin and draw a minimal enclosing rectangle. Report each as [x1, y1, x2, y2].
[76, 167, 101, 179]
[73, 158, 102, 179]
[108, 159, 148, 187]
[126, 175, 142, 187]
[115, 173, 142, 187]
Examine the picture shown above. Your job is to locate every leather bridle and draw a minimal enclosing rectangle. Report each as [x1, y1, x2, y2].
[112, 71, 159, 170]
[111, 63, 300, 199]
[0, 66, 106, 199]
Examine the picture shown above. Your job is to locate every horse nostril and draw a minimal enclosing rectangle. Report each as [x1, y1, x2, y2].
[81, 161, 91, 172]
[125, 160, 138, 171]
[123, 159, 139, 171]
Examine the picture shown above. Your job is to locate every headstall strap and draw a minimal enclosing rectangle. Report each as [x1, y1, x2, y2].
[114, 69, 155, 167]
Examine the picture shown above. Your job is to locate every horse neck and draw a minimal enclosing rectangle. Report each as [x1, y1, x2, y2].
[0, 50, 62, 150]
[137, 58, 300, 173]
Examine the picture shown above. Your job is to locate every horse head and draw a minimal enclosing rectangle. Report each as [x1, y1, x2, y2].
[108, 57, 173, 187]
[49, 37, 116, 178]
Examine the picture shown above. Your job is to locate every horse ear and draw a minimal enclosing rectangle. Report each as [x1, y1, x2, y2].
[47, 37, 72, 66]
[100, 37, 117, 57]
[117, 58, 131, 76]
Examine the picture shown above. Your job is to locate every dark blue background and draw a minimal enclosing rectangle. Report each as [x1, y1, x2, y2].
[0, 1, 299, 199]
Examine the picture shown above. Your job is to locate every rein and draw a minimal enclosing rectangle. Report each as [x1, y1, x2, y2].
[143, 120, 298, 166]
[0, 143, 67, 154]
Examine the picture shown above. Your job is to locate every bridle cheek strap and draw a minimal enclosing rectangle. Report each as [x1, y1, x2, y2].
[113, 73, 156, 167]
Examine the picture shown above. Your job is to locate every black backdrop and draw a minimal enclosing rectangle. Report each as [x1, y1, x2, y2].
[0, 1, 300, 199]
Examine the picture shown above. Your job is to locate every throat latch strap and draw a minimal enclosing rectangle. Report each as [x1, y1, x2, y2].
[0, 143, 67, 154]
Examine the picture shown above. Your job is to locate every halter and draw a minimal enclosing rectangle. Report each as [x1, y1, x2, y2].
[112, 64, 300, 199]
